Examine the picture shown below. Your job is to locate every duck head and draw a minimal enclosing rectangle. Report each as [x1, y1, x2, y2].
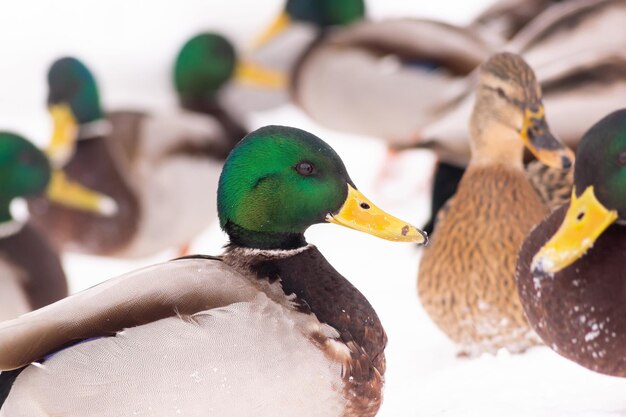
[254, 0, 366, 48]
[532, 109, 626, 274]
[174, 32, 287, 97]
[0, 132, 116, 222]
[218, 125, 427, 250]
[46, 57, 104, 168]
[469, 52, 574, 169]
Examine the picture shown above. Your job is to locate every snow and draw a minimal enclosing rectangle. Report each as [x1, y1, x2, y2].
[3, 0, 626, 416]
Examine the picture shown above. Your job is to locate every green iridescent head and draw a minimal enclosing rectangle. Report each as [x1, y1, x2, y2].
[285, 0, 366, 27]
[218, 125, 428, 250]
[174, 33, 236, 99]
[531, 109, 626, 274]
[0, 133, 51, 220]
[574, 109, 626, 219]
[218, 126, 351, 248]
[47, 57, 103, 124]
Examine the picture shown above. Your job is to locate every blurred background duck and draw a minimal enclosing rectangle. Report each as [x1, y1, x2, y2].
[0, 126, 427, 417]
[28, 56, 244, 258]
[176, 32, 290, 132]
[417, 53, 574, 356]
[0, 132, 114, 321]
[233, 0, 366, 112]
[174, 32, 250, 152]
[517, 109, 626, 377]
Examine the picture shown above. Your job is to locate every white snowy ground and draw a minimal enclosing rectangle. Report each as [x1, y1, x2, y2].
[2, 1, 626, 416]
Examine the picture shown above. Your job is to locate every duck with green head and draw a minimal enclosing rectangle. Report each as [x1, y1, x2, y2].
[175, 30, 292, 118]
[0, 125, 426, 417]
[30, 56, 241, 258]
[0, 132, 115, 321]
[517, 109, 626, 376]
[174, 32, 251, 143]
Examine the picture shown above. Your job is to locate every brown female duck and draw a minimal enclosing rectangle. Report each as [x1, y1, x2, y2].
[417, 53, 574, 356]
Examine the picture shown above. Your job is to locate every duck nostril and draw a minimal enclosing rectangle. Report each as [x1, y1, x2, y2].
[360, 202, 370, 210]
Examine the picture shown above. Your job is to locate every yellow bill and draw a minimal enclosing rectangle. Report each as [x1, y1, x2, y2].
[47, 104, 78, 168]
[326, 184, 428, 244]
[235, 60, 288, 89]
[253, 11, 291, 49]
[520, 105, 575, 169]
[46, 170, 118, 218]
[531, 186, 617, 274]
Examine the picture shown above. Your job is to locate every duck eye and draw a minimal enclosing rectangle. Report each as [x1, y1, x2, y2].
[496, 88, 506, 99]
[295, 161, 316, 176]
[618, 152, 626, 166]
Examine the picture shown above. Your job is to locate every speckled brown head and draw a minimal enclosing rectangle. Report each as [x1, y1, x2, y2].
[469, 52, 574, 169]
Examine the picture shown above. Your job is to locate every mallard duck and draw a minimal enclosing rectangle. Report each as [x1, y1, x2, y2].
[517, 109, 626, 376]
[176, 32, 289, 127]
[0, 132, 116, 321]
[0, 125, 427, 416]
[28, 56, 242, 258]
[174, 32, 250, 152]
[417, 53, 574, 356]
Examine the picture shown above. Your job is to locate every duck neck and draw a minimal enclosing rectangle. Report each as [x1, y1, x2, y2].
[469, 98, 525, 169]
[224, 221, 308, 250]
[179, 96, 248, 153]
[222, 243, 386, 370]
[469, 121, 524, 170]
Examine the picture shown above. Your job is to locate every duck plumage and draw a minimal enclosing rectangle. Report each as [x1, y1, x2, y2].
[0, 248, 384, 417]
[417, 53, 573, 355]
[516, 109, 626, 376]
[0, 222, 66, 321]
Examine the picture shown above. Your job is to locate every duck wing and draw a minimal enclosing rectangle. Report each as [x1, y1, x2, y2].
[0, 257, 261, 370]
